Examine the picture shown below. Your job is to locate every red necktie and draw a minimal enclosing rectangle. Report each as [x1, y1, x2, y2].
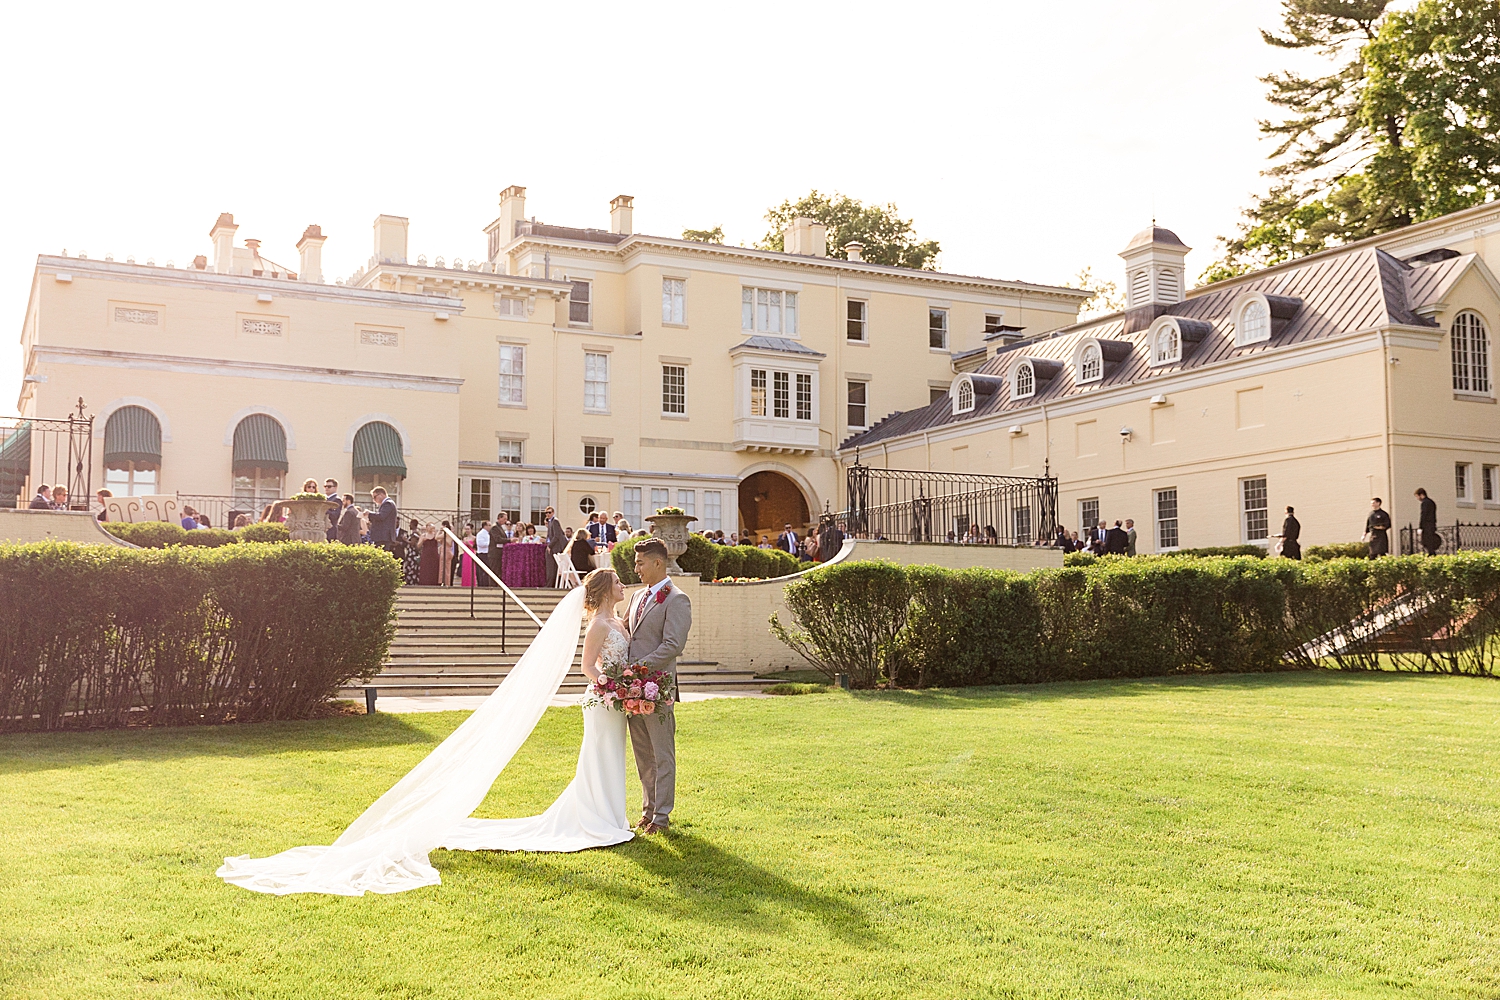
[634, 589, 650, 628]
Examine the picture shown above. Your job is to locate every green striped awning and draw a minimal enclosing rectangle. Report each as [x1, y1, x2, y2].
[103, 406, 161, 467]
[232, 414, 288, 473]
[0, 422, 30, 506]
[351, 421, 407, 478]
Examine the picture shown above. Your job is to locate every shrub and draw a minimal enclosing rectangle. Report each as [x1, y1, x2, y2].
[238, 521, 291, 543]
[762, 682, 832, 695]
[103, 520, 290, 547]
[1064, 551, 1096, 567]
[179, 528, 238, 547]
[611, 535, 640, 584]
[104, 521, 190, 548]
[1305, 542, 1369, 562]
[771, 561, 910, 688]
[896, 565, 1045, 687]
[1173, 544, 1268, 558]
[714, 545, 745, 581]
[0, 541, 400, 731]
[679, 534, 721, 581]
[613, 533, 792, 585]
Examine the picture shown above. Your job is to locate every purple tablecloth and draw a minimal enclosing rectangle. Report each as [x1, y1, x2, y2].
[501, 542, 547, 588]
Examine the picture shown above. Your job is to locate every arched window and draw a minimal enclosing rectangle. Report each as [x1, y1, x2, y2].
[102, 405, 161, 497]
[1077, 342, 1103, 384]
[955, 379, 975, 414]
[1237, 298, 1270, 346]
[352, 421, 407, 504]
[231, 414, 287, 505]
[1453, 311, 1492, 394]
[1012, 361, 1035, 400]
[1152, 322, 1181, 366]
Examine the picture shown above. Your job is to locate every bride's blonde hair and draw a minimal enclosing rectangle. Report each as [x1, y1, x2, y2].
[581, 568, 619, 614]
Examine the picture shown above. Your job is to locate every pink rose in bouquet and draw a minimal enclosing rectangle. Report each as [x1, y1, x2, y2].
[587, 660, 676, 720]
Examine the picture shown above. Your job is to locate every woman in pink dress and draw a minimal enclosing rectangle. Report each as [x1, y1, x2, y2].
[460, 531, 478, 587]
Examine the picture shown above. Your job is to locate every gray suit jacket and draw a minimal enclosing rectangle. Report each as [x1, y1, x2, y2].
[547, 517, 568, 554]
[627, 583, 692, 680]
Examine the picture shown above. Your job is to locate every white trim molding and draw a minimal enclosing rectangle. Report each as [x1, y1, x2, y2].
[33, 346, 463, 393]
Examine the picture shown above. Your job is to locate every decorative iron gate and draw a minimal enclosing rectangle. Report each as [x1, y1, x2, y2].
[0, 400, 93, 509]
[837, 458, 1059, 545]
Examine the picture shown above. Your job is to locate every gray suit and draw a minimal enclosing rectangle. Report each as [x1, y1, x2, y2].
[545, 516, 567, 587]
[626, 581, 692, 828]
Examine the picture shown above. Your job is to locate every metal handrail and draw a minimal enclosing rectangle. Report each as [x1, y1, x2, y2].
[441, 524, 544, 627]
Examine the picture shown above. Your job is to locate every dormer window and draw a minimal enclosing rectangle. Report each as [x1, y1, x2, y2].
[1151, 320, 1182, 366]
[954, 378, 975, 414]
[1012, 360, 1035, 400]
[1234, 292, 1272, 346]
[1076, 340, 1103, 384]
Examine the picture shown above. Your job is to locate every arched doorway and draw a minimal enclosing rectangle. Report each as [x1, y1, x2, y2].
[738, 470, 810, 543]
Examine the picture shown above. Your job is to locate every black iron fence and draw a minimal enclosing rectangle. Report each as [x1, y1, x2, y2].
[836, 460, 1059, 545]
[1400, 521, 1500, 556]
[175, 495, 462, 531]
[0, 405, 93, 509]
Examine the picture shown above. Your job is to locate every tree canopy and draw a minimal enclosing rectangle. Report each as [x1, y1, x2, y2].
[759, 191, 941, 270]
[1204, 0, 1500, 282]
[681, 226, 724, 244]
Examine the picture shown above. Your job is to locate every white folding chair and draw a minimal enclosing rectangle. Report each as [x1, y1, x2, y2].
[554, 552, 583, 589]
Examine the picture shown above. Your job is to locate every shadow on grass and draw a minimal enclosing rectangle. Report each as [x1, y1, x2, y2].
[0, 712, 440, 776]
[439, 831, 877, 945]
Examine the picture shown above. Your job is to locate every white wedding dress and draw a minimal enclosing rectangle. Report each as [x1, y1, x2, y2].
[216, 587, 631, 897]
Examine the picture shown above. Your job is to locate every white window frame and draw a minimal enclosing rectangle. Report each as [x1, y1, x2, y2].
[497, 439, 523, 465]
[1150, 319, 1182, 366]
[984, 313, 1004, 335]
[703, 490, 723, 532]
[954, 377, 975, 414]
[496, 295, 528, 319]
[929, 308, 948, 350]
[568, 280, 592, 326]
[1240, 476, 1269, 543]
[676, 489, 695, 516]
[1485, 464, 1499, 505]
[103, 460, 158, 498]
[1078, 497, 1099, 537]
[750, 368, 767, 417]
[1076, 339, 1103, 384]
[662, 364, 687, 415]
[795, 372, 813, 421]
[847, 380, 868, 428]
[497, 479, 522, 523]
[650, 487, 670, 513]
[1457, 462, 1474, 504]
[1012, 505, 1032, 545]
[622, 486, 642, 522]
[1233, 291, 1273, 347]
[773, 371, 790, 419]
[1155, 488, 1180, 551]
[662, 277, 686, 325]
[847, 299, 868, 341]
[498, 344, 526, 407]
[1011, 360, 1036, 400]
[1452, 311, 1493, 396]
[584, 352, 610, 414]
[584, 443, 608, 469]
[528, 482, 551, 524]
[741, 287, 799, 336]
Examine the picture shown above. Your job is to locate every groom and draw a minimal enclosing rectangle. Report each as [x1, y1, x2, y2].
[627, 538, 692, 834]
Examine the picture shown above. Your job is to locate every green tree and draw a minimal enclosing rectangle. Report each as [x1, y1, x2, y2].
[1205, 0, 1500, 281]
[759, 191, 940, 270]
[1067, 266, 1125, 318]
[681, 226, 724, 244]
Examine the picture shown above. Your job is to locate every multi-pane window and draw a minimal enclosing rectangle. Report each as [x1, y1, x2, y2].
[469, 479, 492, 524]
[584, 444, 608, 468]
[1241, 477, 1268, 541]
[1452, 312, 1492, 394]
[1486, 465, 1498, 503]
[703, 490, 722, 531]
[497, 439, 523, 465]
[1012, 505, 1032, 545]
[499, 345, 526, 405]
[1079, 498, 1099, 537]
[985, 313, 1004, 335]
[584, 353, 610, 413]
[1153, 324, 1180, 365]
[1237, 299, 1270, 346]
[848, 381, 868, 427]
[529, 482, 551, 525]
[650, 487, 670, 512]
[354, 473, 401, 507]
[1155, 489, 1180, 550]
[796, 373, 813, 420]
[233, 467, 283, 506]
[1013, 361, 1035, 399]
[569, 280, 591, 324]
[662, 365, 686, 414]
[496, 296, 528, 318]
[662, 278, 685, 324]
[773, 372, 790, 418]
[498, 480, 522, 524]
[622, 486, 642, 522]
[750, 369, 767, 416]
[1457, 462, 1473, 501]
[1078, 343, 1103, 383]
[847, 300, 867, 341]
[104, 461, 157, 498]
[677, 490, 695, 516]
[956, 380, 975, 413]
[741, 287, 799, 335]
[929, 308, 948, 349]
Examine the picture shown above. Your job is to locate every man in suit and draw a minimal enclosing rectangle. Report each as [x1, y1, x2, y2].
[1366, 497, 1393, 557]
[777, 523, 799, 554]
[28, 485, 52, 509]
[1104, 520, 1129, 555]
[336, 494, 362, 544]
[1416, 487, 1440, 555]
[1279, 505, 1302, 560]
[627, 537, 692, 835]
[1124, 519, 1138, 557]
[817, 518, 845, 563]
[324, 479, 341, 541]
[544, 506, 567, 587]
[588, 512, 617, 548]
[366, 487, 399, 554]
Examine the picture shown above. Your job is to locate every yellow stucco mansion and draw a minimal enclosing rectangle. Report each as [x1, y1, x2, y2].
[14, 187, 1086, 532]
[842, 201, 1500, 552]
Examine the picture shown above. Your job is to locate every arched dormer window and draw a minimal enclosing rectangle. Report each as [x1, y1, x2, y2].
[1151, 319, 1181, 367]
[1011, 360, 1035, 400]
[1076, 340, 1103, 384]
[954, 378, 975, 414]
[1234, 292, 1272, 347]
[1453, 311, 1492, 395]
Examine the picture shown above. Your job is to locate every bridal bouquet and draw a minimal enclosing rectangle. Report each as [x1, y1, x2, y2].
[588, 662, 676, 718]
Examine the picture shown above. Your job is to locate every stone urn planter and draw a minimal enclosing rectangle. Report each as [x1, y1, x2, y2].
[281, 497, 334, 543]
[645, 512, 697, 574]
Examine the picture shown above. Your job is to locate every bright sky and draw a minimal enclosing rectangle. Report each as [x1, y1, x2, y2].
[0, 0, 1303, 416]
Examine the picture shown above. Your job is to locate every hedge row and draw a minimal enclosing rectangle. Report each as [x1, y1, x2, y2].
[1064, 542, 1372, 567]
[0, 541, 400, 731]
[104, 521, 291, 548]
[770, 553, 1500, 689]
[611, 534, 801, 584]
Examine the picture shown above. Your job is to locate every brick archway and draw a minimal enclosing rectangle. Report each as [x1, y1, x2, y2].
[737, 470, 810, 543]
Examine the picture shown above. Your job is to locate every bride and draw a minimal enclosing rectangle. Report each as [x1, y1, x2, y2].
[439, 568, 633, 852]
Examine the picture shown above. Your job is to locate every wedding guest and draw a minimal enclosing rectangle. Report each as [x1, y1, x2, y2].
[459, 528, 478, 587]
[1278, 506, 1302, 560]
[419, 524, 441, 586]
[195, 511, 211, 528]
[569, 527, 596, 574]
[1105, 520, 1129, 555]
[438, 520, 456, 585]
[758, 535, 772, 549]
[95, 488, 113, 521]
[961, 524, 981, 545]
[232, 513, 250, 529]
[324, 478, 341, 541]
[401, 519, 422, 583]
[1124, 519, 1138, 556]
[367, 487, 399, 555]
[28, 484, 52, 509]
[336, 494, 362, 544]
[777, 523, 799, 554]
[1416, 487, 1440, 555]
[1365, 497, 1392, 557]
[817, 519, 844, 562]
[588, 511, 617, 549]
[984, 525, 999, 545]
[51, 486, 70, 511]
[180, 505, 199, 530]
[545, 506, 567, 587]
[521, 523, 543, 543]
[475, 521, 493, 587]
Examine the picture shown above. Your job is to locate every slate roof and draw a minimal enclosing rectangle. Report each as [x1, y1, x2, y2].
[1122, 225, 1190, 251]
[842, 246, 1461, 451]
[732, 335, 827, 357]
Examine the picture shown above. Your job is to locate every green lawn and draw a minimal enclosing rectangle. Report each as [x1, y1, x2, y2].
[5, 673, 1500, 999]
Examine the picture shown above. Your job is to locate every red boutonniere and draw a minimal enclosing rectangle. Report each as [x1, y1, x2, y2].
[655, 583, 672, 604]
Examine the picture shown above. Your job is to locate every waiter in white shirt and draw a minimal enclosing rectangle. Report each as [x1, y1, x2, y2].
[475, 522, 492, 586]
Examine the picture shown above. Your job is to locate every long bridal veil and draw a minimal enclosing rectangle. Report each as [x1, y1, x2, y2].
[217, 586, 587, 896]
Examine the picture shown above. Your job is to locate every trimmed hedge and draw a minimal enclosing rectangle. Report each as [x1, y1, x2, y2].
[771, 553, 1500, 689]
[1305, 542, 1369, 562]
[611, 534, 797, 584]
[0, 541, 400, 730]
[103, 521, 291, 548]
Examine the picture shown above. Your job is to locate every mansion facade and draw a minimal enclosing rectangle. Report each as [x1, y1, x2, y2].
[14, 188, 1086, 533]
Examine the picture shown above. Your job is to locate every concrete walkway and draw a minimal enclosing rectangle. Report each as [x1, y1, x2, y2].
[375, 690, 772, 714]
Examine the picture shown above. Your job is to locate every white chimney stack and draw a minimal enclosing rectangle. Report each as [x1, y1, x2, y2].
[485, 185, 528, 262]
[297, 225, 326, 284]
[783, 217, 829, 257]
[209, 213, 237, 274]
[610, 194, 634, 235]
[373, 214, 409, 264]
[843, 241, 865, 262]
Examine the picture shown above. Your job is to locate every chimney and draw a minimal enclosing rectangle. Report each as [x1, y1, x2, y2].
[373, 214, 409, 264]
[485, 185, 527, 261]
[783, 217, 828, 257]
[843, 241, 865, 262]
[209, 213, 237, 274]
[1119, 225, 1191, 308]
[297, 225, 326, 284]
[610, 194, 634, 235]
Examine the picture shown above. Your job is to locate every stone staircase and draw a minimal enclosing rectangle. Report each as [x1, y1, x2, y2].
[342, 586, 761, 699]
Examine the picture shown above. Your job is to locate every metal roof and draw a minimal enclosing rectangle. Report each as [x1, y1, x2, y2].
[731, 335, 827, 357]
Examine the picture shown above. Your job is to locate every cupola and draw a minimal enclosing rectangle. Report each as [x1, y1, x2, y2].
[1119, 225, 1190, 309]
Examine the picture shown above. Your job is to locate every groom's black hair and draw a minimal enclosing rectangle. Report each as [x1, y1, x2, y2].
[634, 538, 669, 561]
